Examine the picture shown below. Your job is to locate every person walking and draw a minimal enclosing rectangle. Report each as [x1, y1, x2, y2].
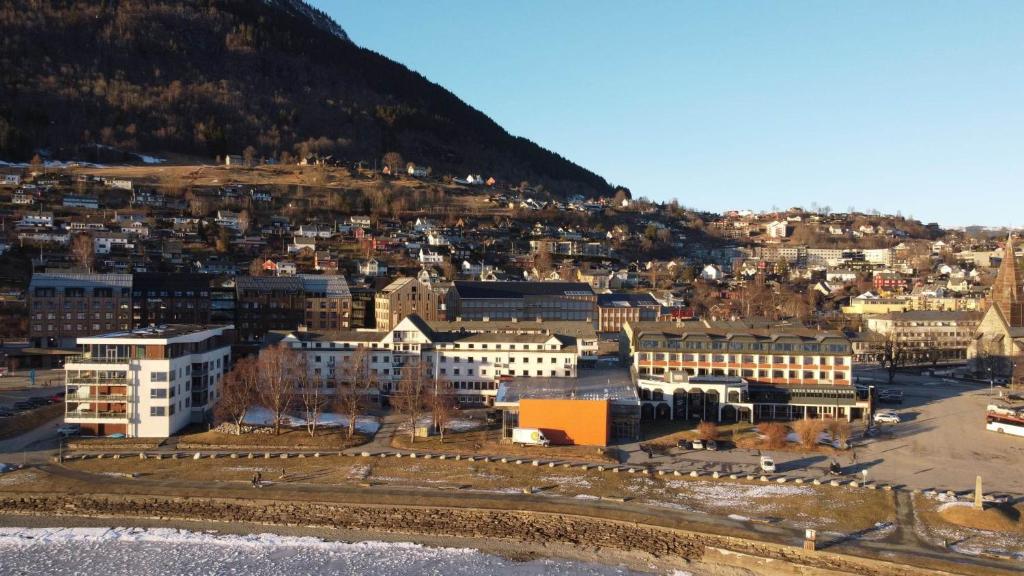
[256, 471, 262, 487]
[251, 473, 258, 488]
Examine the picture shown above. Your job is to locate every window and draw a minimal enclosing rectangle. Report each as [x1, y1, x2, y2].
[151, 372, 168, 382]
[150, 406, 166, 417]
[150, 388, 167, 399]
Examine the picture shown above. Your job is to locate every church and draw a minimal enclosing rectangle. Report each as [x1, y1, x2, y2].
[968, 235, 1023, 383]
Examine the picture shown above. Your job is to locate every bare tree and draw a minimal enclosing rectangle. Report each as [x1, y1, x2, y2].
[242, 145, 257, 168]
[70, 233, 94, 272]
[758, 422, 787, 449]
[428, 378, 457, 443]
[381, 151, 403, 175]
[392, 362, 431, 443]
[248, 257, 265, 276]
[258, 343, 299, 435]
[238, 209, 252, 235]
[827, 419, 852, 449]
[696, 421, 718, 442]
[214, 356, 259, 434]
[877, 332, 907, 384]
[299, 370, 327, 438]
[334, 347, 376, 439]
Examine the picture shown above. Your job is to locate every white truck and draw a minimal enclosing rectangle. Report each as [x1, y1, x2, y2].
[511, 427, 550, 447]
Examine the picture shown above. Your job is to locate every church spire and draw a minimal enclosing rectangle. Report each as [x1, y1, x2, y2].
[991, 233, 1024, 326]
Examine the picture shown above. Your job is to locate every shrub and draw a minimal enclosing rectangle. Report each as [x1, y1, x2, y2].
[793, 419, 826, 449]
[758, 422, 787, 448]
[696, 421, 718, 441]
[827, 419, 851, 448]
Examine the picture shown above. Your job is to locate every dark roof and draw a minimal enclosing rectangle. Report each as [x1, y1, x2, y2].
[236, 276, 303, 292]
[597, 293, 660, 307]
[133, 272, 211, 291]
[453, 281, 595, 299]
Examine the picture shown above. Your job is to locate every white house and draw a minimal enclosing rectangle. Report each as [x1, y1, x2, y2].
[765, 220, 790, 239]
[3, 174, 22, 186]
[63, 325, 232, 437]
[419, 247, 446, 265]
[700, 264, 723, 281]
[93, 233, 132, 255]
[358, 258, 388, 277]
[17, 212, 54, 229]
[215, 210, 240, 230]
[288, 236, 316, 254]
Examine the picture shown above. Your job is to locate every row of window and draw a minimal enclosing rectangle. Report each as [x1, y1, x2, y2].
[638, 353, 846, 365]
[640, 339, 849, 354]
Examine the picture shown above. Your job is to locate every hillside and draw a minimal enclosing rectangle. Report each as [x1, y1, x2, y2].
[0, 0, 612, 197]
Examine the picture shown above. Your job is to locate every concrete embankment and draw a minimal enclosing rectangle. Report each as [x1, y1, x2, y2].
[0, 492, 988, 576]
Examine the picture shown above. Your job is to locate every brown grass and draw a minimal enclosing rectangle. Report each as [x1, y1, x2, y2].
[178, 428, 367, 450]
[391, 429, 618, 463]
[758, 422, 788, 449]
[939, 504, 1022, 533]
[67, 437, 164, 450]
[793, 419, 825, 450]
[0, 403, 62, 440]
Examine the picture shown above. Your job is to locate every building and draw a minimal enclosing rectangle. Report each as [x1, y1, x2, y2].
[968, 235, 1024, 380]
[623, 320, 868, 422]
[234, 276, 305, 345]
[374, 276, 445, 331]
[63, 325, 233, 437]
[447, 281, 597, 323]
[494, 368, 641, 445]
[131, 273, 213, 328]
[299, 274, 352, 331]
[29, 273, 133, 348]
[862, 310, 981, 364]
[596, 293, 660, 334]
[276, 314, 580, 406]
[62, 195, 100, 209]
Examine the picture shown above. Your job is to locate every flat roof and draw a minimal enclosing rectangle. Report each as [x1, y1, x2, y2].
[495, 368, 639, 405]
[76, 324, 233, 343]
[453, 281, 595, 299]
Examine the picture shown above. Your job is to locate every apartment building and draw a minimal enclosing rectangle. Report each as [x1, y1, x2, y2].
[446, 281, 597, 323]
[863, 310, 981, 364]
[374, 276, 444, 331]
[596, 293, 660, 334]
[131, 273, 212, 327]
[624, 320, 868, 422]
[234, 276, 304, 345]
[63, 325, 233, 437]
[276, 314, 579, 406]
[29, 273, 132, 348]
[300, 274, 352, 331]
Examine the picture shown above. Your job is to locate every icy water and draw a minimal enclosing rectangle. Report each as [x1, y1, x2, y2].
[0, 527, 649, 575]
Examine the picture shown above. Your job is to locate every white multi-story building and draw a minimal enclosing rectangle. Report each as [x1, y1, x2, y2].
[277, 315, 580, 406]
[63, 325, 233, 437]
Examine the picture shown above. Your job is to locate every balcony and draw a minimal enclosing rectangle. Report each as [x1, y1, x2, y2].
[65, 376, 132, 385]
[66, 392, 130, 402]
[65, 410, 129, 420]
[66, 355, 131, 365]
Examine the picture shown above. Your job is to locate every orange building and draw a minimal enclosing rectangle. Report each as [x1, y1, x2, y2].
[519, 398, 611, 446]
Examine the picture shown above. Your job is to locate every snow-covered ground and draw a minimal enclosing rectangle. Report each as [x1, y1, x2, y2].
[398, 416, 484, 433]
[0, 527, 641, 575]
[242, 407, 381, 435]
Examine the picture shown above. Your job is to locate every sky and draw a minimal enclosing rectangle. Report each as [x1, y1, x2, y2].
[320, 1, 1023, 227]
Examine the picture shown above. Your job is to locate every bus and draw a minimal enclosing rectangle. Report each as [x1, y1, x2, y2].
[986, 404, 1024, 438]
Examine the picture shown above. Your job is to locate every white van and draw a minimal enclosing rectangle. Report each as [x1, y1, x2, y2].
[759, 455, 776, 473]
[511, 427, 550, 447]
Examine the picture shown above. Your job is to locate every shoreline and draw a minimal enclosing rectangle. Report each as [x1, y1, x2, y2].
[0, 513, 690, 575]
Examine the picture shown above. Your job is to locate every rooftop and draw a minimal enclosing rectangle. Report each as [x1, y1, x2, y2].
[495, 368, 639, 405]
[29, 272, 132, 289]
[77, 324, 233, 342]
[453, 281, 595, 299]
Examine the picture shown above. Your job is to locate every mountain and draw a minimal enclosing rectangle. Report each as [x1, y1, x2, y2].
[0, 1, 612, 196]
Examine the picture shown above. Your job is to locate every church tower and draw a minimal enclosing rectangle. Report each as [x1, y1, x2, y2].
[991, 234, 1024, 327]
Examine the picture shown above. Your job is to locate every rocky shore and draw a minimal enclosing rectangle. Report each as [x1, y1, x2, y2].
[0, 492, 978, 576]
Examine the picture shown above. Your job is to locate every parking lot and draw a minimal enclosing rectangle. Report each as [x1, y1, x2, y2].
[852, 369, 1024, 494]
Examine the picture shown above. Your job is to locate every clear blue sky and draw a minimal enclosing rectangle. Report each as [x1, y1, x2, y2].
[320, 1, 1022, 227]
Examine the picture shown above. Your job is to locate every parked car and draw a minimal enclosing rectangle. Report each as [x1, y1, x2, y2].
[691, 439, 705, 450]
[828, 459, 842, 476]
[705, 439, 719, 451]
[759, 455, 776, 473]
[676, 439, 693, 449]
[49, 391, 66, 403]
[57, 424, 81, 438]
[12, 401, 33, 411]
[873, 411, 901, 424]
[878, 389, 904, 404]
[27, 396, 51, 407]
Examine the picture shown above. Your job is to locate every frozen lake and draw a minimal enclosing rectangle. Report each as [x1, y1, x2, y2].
[0, 526, 649, 575]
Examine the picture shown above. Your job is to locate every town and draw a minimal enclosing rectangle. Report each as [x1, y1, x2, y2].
[1, 1, 1022, 573]
[0, 156, 1022, 572]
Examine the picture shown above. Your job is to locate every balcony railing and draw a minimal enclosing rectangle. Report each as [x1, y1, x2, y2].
[66, 355, 131, 364]
[65, 377, 132, 385]
[67, 393, 130, 402]
[65, 410, 129, 420]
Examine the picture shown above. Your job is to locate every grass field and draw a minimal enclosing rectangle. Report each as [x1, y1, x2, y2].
[177, 428, 367, 450]
[391, 428, 619, 463]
